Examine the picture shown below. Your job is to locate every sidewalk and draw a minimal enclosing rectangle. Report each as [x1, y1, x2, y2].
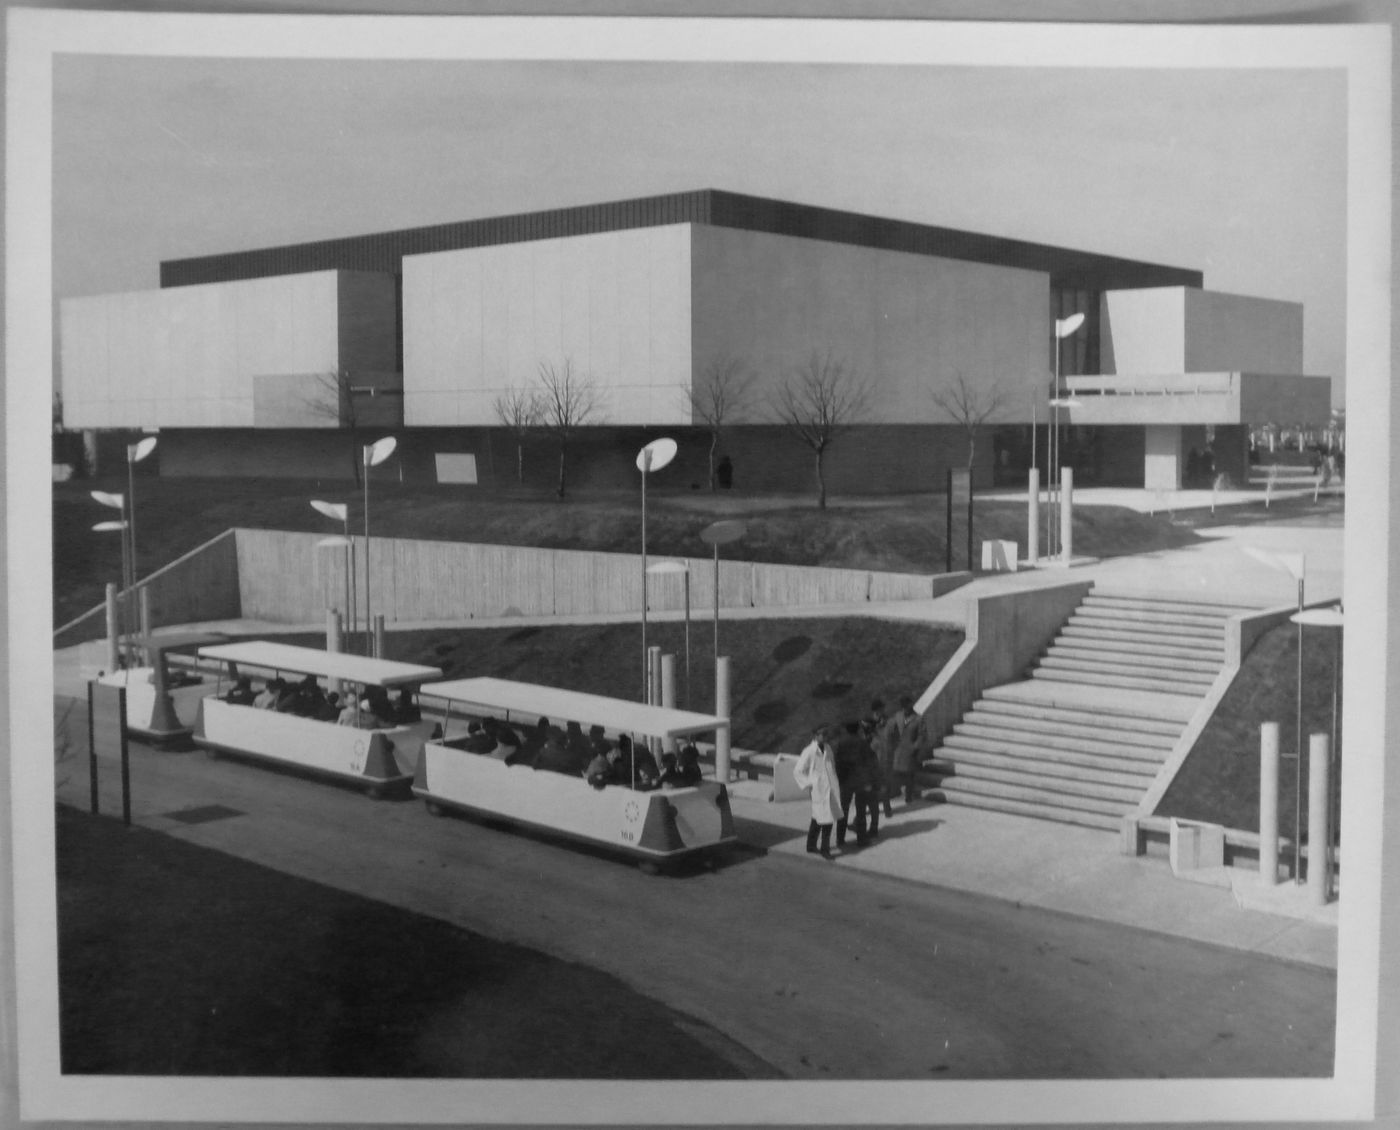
[724, 783, 1337, 969]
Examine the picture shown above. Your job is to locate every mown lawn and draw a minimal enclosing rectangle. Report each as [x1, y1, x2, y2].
[55, 806, 754, 1078]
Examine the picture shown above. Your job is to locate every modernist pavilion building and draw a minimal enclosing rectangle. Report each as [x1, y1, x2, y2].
[59, 189, 1332, 494]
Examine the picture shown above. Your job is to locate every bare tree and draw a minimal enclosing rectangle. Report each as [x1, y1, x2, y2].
[303, 368, 363, 486]
[771, 350, 870, 510]
[929, 370, 1007, 475]
[685, 355, 756, 491]
[493, 385, 543, 485]
[535, 358, 603, 498]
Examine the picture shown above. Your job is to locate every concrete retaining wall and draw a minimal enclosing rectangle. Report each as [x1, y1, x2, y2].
[232, 528, 959, 625]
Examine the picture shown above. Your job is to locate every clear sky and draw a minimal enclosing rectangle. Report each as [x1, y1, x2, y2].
[51, 51, 1349, 400]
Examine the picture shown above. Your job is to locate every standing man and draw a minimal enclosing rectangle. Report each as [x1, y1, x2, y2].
[832, 721, 865, 848]
[793, 725, 842, 859]
[865, 699, 893, 817]
[886, 696, 927, 806]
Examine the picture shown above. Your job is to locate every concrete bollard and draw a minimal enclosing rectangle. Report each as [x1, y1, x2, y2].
[661, 653, 678, 755]
[1259, 722, 1280, 886]
[1027, 467, 1040, 565]
[1060, 466, 1074, 565]
[715, 655, 732, 782]
[325, 609, 343, 696]
[104, 582, 120, 673]
[139, 587, 152, 661]
[1308, 732, 1331, 905]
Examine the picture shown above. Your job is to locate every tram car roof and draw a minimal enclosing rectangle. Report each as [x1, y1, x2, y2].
[420, 676, 728, 740]
[198, 640, 442, 687]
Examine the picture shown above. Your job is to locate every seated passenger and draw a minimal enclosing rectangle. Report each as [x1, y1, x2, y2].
[315, 692, 342, 722]
[337, 696, 362, 727]
[226, 677, 256, 706]
[565, 721, 593, 769]
[292, 674, 325, 716]
[253, 678, 283, 710]
[273, 680, 302, 713]
[533, 729, 579, 775]
[585, 746, 616, 790]
[508, 717, 551, 767]
[364, 687, 394, 725]
[588, 724, 611, 759]
[630, 743, 661, 791]
[462, 721, 496, 754]
[489, 718, 520, 759]
[357, 695, 390, 729]
[658, 751, 681, 787]
[675, 743, 704, 786]
[395, 687, 421, 724]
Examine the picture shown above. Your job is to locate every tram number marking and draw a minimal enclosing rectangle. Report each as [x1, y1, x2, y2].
[620, 799, 642, 842]
[351, 739, 367, 773]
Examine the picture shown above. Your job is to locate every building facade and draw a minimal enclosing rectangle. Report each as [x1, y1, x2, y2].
[59, 189, 1331, 493]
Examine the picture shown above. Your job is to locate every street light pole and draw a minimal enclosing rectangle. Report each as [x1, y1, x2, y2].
[647, 560, 691, 709]
[1052, 313, 1085, 560]
[698, 518, 746, 687]
[362, 437, 398, 658]
[636, 438, 678, 703]
[311, 500, 354, 651]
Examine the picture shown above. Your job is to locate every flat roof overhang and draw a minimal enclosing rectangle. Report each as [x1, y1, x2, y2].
[1059, 372, 1332, 426]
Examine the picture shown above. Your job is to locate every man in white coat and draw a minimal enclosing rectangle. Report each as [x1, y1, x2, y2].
[793, 725, 843, 858]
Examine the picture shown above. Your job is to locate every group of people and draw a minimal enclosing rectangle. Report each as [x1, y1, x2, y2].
[452, 713, 706, 792]
[225, 676, 420, 730]
[792, 695, 928, 858]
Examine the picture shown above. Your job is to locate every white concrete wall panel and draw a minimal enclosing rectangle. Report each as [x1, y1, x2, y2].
[1183, 290, 1303, 374]
[59, 272, 366, 429]
[403, 226, 693, 427]
[689, 227, 1047, 425]
[1100, 288, 1186, 374]
[1143, 424, 1184, 490]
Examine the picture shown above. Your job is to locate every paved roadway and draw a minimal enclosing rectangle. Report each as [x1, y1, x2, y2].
[57, 732, 1337, 1081]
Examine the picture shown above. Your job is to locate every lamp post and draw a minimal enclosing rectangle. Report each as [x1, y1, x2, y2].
[125, 436, 158, 599]
[92, 518, 129, 665]
[311, 500, 355, 649]
[698, 518, 746, 676]
[362, 436, 398, 658]
[647, 560, 691, 708]
[91, 490, 132, 664]
[1290, 604, 1343, 898]
[636, 438, 678, 703]
[1051, 312, 1085, 558]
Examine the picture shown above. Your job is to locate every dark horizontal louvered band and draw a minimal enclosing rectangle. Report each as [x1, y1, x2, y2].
[160, 188, 1200, 292]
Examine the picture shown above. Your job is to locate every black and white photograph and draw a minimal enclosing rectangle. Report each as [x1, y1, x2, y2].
[4, 3, 1396, 1127]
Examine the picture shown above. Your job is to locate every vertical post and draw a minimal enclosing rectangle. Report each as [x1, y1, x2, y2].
[104, 583, 120, 673]
[1027, 467, 1040, 566]
[661, 653, 678, 755]
[363, 449, 372, 658]
[641, 450, 649, 703]
[87, 681, 99, 815]
[966, 472, 974, 574]
[1308, 732, 1331, 904]
[715, 656, 732, 783]
[944, 468, 953, 575]
[374, 614, 386, 660]
[1259, 722, 1280, 886]
[346, 525, 357, 656]
[118, 687, 131, 827]
[326, 608, 343, 697]
[1294, 579, 1304, 882]
[683, 570, 691, 710]
[712, 544, 721, 676]
[139, 587, 152, 661]
[1060, 467, 1074, 565]
[648, 645, 663, 757]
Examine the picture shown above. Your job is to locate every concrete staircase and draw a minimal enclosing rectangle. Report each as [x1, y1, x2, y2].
[926, 591, 1256, 830]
